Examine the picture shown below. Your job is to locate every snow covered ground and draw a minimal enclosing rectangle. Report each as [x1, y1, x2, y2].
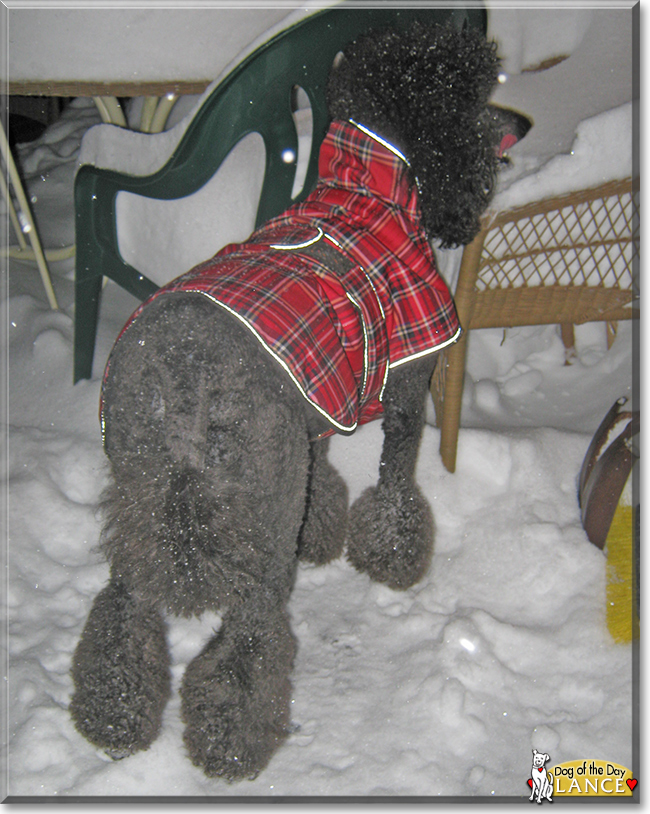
[2, 3, 639, 802]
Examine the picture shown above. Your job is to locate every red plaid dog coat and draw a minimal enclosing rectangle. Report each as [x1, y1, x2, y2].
[107, 120, 461, 436]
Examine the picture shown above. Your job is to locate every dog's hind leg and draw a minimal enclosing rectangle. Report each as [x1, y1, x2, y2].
[181, 598, 295, 781]
[75, 294, 310, 773]
[69, 578, 171, 758]
[297, 437, 348, 565]
[346, 356, 436, 589]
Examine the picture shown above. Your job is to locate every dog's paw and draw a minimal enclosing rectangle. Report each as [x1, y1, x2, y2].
[180, 617, 295, 781]
[346, 483, 434, 589]
[69, 581, 171, 756]
[298, 452, 348, 565]
[182, 695, 289, 781]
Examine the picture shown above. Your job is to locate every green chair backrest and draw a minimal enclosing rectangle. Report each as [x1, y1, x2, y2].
[74, 4, 486, 382]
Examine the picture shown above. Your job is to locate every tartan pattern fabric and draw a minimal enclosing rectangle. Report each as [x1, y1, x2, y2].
[108, 120, 461, 434]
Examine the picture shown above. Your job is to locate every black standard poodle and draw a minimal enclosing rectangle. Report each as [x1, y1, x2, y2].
[70, 21, 530, 780]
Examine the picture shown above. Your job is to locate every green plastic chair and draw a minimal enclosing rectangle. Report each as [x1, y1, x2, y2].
[74, 4, 487, 382]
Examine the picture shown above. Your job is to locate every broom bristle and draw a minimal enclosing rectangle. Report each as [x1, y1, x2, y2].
[606, 501, 639, 643]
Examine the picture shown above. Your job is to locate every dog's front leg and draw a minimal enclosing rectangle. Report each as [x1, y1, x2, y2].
[69, 578, 171, 758]
[180, 599, 295, 781]
[297, 437, 348, 565]
[347, 357, 436, 589]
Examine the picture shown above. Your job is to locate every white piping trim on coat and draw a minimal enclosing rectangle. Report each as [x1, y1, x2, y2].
[323, 232, 342, 249]
[378, 356, 391, 403]
[349, 119, 410, 166]
[270, 226, 323, 250]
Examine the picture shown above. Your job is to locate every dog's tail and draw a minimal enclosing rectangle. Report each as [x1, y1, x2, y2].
[98, 461, 270, 617]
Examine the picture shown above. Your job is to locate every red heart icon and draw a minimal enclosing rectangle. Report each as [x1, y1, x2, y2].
[627, 778, 638, 791]
[538, 767, 544, 772]
[527, 779, 533, 788]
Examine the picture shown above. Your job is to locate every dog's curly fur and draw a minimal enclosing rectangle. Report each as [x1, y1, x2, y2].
[70, 22, 523, 781]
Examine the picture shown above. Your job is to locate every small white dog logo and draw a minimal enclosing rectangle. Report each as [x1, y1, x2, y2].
[529, 749, 553, 803]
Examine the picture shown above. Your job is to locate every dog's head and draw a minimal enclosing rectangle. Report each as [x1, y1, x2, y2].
[327, 22, 530, 248]
[532, 750, 550, 769]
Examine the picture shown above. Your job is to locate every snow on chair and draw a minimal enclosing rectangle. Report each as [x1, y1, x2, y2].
[431, 177, 639, 473]
[73, 4, 487, 383]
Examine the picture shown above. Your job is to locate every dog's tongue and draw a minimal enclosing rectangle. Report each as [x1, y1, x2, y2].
[497, 133, 519, 158]
[490, 107, 533, 158]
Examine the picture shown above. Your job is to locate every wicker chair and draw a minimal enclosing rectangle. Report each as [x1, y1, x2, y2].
[431, 177, 640, 473]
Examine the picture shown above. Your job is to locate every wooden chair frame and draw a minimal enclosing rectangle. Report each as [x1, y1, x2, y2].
[431, 177, 639, 473]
